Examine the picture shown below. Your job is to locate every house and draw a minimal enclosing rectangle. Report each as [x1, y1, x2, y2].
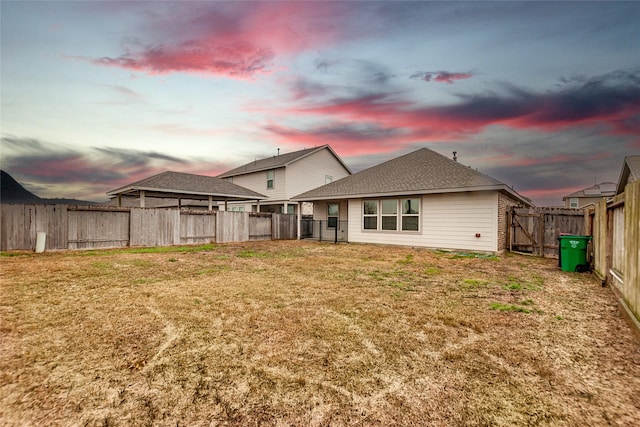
[292, 147, 532, 253]
[615, 155, 640, 195]
[217, 145, 351, 214]
[106, 171, 267, 209]
[562, 182, 617, 208]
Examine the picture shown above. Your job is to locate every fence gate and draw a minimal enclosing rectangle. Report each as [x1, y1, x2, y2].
[509, 207, 585, 258]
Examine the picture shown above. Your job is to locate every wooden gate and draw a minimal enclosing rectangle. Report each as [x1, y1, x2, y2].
[509, 207, 585, 258]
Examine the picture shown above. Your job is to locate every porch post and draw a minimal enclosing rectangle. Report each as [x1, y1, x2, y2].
[208, 196, 213, 211]
[140, 190, 146, 208]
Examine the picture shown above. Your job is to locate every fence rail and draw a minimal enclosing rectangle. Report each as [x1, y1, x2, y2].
[0, 204, 298, 251]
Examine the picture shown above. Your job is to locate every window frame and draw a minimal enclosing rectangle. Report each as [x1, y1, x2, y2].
[361, 198, 421, 233]
[569, 197, 578, 208]
[267, 169, 275, 189]
[327, 203, 339, 229]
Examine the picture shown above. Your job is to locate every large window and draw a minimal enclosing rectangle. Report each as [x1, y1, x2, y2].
[267, 170, 275, 189]
[362, 198, 420, 232]
[328, 203, 339, 228]
[569, 198, 578, 208]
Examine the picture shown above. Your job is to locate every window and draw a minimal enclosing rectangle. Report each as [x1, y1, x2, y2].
[229, 206, 245, 212]
[381, 199, 397, 230]
[569, 198, 578, 208]
[363, 201, 378, 230]
[328, 203, 339, 228]
[362, 198, 420, 232]
[325, 175, 333, 184]
[402, 199, 420, 231]
[226, 177, 233, 183]
[267, 170, 275, 189]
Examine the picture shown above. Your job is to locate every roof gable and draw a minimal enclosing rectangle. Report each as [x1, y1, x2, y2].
[564, 182, 617, 199]
[107, 171, 266, 200]
[293, 147, 529, 204]
[217, 145, 351, 178]
[616, 155, 640, 194]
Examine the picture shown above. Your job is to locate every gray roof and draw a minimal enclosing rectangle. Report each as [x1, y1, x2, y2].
[563, 182, 617, 200]
[616, 155, 640, 194]
[106, 171, 266, 200]
[293, 147, 531, 205]
[217, 144, 351, 178]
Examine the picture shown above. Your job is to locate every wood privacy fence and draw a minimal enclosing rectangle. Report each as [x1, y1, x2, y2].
[587, 179, 640, 323]
[0, 205, 298, 251]
[508, 207, 586, 258]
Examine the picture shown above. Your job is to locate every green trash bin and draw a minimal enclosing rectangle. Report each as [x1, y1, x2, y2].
[558, 235, 592, 272]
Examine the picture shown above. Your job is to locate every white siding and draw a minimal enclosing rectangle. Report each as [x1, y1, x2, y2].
[347, 192, 498, 252]
[229, 167, 287, 200]
[286, 148, 351, 199]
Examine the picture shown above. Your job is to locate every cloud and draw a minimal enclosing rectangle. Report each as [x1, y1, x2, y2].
[411, 71, 474, 84]
[0, 136, 227, 200]
[278, 69, 640, 148]
[88, 2, 355, 79]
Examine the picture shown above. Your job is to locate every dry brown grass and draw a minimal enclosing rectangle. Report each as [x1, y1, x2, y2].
[1, 241, 640, 426]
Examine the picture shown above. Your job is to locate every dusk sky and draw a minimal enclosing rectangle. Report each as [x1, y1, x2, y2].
[1, 1, 639, 206]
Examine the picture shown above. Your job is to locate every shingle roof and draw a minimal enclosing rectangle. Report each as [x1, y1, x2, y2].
[293, 147, 529, 204]
[616, 155, 640, 194]
[106, 171, 266, 200]
[563, 182, 617, 199]
[217, 145, 350, 177]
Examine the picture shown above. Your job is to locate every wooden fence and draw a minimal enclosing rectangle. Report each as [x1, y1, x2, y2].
[508, 207, 585, 258]
[0, 205, 298, 251]
[587, 179, 640, 323]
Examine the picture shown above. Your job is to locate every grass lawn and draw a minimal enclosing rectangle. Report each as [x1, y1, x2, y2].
[1, 240, 639, 426]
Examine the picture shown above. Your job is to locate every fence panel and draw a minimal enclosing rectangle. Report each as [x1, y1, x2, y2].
[623, 180, 640, 321]
[272, 213, 297, 240]
[611, 206, 625, 277]
[249, 213, 272, 241]
[510, 207, 585, 257]
[130, 208, 180, 247]
[0, 204, 68, 251]
[216, 211, 250, 243]
[180, 210, 216, 244]
[68, 207, 129, 249]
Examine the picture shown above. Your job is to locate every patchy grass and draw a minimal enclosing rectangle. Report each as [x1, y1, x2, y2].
[1, 241, 640, 426]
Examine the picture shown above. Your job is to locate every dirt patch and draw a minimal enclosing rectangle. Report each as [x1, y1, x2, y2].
[1, 241, 639, 426]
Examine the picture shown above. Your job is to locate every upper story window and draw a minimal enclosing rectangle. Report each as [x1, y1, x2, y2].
[226, 177, 233, 183]
[569, 198, 578, 208]
[267, 169, 275, 189]
[325, 175, 333, 184]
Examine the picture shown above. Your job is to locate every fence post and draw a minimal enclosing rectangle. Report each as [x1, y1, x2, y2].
[335, 222, 338, 244]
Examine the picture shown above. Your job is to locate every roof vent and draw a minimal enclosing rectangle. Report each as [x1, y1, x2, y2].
[453, 151, 458, 162]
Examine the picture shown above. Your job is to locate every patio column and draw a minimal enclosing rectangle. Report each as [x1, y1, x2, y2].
[140, 190, 146, 208]
[208, 196, 213, 211]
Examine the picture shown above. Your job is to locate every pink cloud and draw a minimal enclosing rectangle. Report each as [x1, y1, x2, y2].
[91, 2, 351, 79]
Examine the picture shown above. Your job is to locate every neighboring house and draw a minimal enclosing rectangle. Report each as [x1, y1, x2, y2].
[106, 171, 267, 209]
[562, 182, 617, 208]
[615, 155, 640, 195]
[217, 145, 351, 214]
[292, 147, 532, 253]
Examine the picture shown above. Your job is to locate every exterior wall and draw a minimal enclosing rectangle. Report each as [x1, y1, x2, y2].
[286, 149, 351, 199]
[345, 191, 498, 252]
[311, 200, 349, 221]
[497, 192, 522, 252]
[565, 196, 611, 208]
[226, 167, 287, 201]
